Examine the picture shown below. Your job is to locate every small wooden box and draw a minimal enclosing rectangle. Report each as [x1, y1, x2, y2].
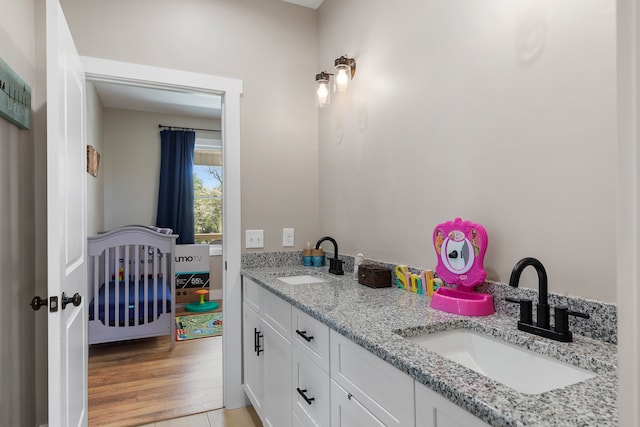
[358, 264, 392, 288]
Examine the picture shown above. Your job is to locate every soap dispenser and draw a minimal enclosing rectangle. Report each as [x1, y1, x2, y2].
[353, 253, 364, 280]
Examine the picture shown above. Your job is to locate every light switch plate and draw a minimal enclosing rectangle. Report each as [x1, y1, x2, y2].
[283, 228, 294, 247]
[246, 229, 264, 248]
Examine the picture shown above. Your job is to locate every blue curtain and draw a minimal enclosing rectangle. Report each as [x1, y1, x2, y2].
[156, 130, 195, 244]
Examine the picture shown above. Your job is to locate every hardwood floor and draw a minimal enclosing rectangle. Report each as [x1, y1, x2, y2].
[89, 317, 223, 426]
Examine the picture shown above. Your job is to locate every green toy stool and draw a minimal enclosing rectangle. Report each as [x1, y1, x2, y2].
[185, 289, 219, 312]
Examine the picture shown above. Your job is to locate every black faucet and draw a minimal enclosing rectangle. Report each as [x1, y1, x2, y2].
[315, 236, 344, 275]
[507, 257, 589, 342]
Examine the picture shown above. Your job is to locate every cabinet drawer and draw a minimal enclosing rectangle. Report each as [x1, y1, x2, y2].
[330, 331, 414, 427]
[243, 277, 263, 314]
[292, 412, 305, 427]
[415, 381, 490, 427]
[292, 307, 330, 373]
[330, 379, 385, 427]
[264, 288, 292, 339]
[292, 347, 330, 427]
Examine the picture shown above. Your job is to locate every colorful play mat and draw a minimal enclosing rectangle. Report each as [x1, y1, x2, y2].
[175, 312, 222, 341]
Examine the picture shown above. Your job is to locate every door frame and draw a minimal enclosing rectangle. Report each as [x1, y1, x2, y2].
[81, 56, 246, 409]
[617, 0, 640, 424]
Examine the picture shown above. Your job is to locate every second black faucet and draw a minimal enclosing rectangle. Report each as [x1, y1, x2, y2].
[507, 257, 589, 342]
[315, 236, 344, 275]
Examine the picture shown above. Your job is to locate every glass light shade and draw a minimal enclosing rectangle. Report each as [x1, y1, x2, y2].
[334, 64, 351, 92]
[315, 72, 331, 107]
[334, 56, 355, 93]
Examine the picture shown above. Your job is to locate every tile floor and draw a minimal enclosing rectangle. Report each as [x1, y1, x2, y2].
[138, 406, 262, 427]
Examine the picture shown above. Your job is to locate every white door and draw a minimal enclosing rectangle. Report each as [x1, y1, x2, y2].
[46, 0, 88, 425]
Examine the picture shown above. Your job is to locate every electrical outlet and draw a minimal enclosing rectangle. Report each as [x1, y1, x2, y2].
[283, 228, 294, 247]
[246, 229, 264, 248]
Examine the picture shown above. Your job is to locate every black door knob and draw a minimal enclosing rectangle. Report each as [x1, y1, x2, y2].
[30, 296, 48, 311]
[61, 292, 82, 309]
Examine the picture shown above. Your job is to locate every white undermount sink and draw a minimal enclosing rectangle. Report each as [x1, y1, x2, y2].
[406, 329, 596, 394]
[277, 275, 327, 285]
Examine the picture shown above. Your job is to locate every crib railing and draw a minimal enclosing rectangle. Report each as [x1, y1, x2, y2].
[87, 226, 177, 347]
[89, 243, 171, 327]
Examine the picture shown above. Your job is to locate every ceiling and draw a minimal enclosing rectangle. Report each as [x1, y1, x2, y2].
[91, 0, 323, 118]
[281, 0, 324, 9]
[92, 80, 223, 119]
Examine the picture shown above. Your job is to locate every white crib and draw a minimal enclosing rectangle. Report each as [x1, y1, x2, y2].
[87, 226, 177, 348]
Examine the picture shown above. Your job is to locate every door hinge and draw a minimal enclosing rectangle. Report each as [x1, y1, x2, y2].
[225, 261, 227, 271]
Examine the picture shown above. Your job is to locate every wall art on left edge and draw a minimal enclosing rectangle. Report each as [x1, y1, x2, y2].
[0, 56, 31, 129]
[87, 145, 100, 177]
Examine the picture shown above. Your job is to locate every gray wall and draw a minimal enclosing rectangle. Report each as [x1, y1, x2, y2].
[61, 0, 321, 252]
[318, 0, 617, 302]
[0, 1, 37, 425]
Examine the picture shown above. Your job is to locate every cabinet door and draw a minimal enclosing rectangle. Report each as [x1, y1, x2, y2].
[331, 380, 385, 427]
[415, 381, 490, 427]
[264, 320, 292, 427]
[243, 303, 265, 417]
[292, 347, 330, 427]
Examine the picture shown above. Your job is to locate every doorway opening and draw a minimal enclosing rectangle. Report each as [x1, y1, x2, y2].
[81, 56, 244, 424]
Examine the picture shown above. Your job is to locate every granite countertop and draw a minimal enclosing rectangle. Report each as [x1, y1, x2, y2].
[241, 265, 618, 427]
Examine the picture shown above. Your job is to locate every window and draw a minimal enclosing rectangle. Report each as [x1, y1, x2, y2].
[193, 135, 222, 244]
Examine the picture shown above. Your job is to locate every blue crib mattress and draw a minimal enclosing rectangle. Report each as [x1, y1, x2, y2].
[89, 277, 172, 326]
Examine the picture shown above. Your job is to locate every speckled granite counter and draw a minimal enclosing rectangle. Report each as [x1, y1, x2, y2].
[241, 265, 618, 427]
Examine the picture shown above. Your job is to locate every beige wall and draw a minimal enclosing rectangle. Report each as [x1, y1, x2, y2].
[86, 81, 105, 236]
[0, 0, 37, 425]
[65, 0, 617, 302]
[61, 0, 321, 251]
[318, 0, 617, 302]
[101, 108, 220, 230]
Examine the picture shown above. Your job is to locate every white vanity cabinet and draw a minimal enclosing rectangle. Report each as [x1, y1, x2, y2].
[330, 331, 415, 426]
[415, 381, 490, 427]
[242, 278, 292, 427]
[242, 275, 492, 427]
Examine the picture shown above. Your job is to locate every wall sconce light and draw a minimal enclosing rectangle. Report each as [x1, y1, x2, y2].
[315, 55, 356, 107]
[315, 71, 332, 108]
[334, 55, 356, 92]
